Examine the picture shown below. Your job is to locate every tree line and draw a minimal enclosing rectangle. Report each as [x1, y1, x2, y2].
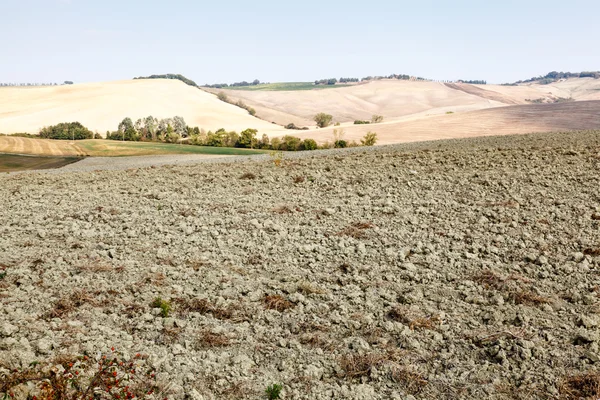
[512, 71, 600, 85]
[0, 81, 73, 86]
[133, 74, 198, 87]
[204, 80, 261, 89]
[457, 80, 487, 84]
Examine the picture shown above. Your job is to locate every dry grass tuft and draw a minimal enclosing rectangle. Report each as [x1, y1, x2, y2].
[299, 333, 335, 351]
[76, 262, 116, 273]
[473, 270, 531, 289]
[240, 172, 256, 180]
[175, 298, 247, 321]
[510, 289, 552, 305]
[337, 222, 375, 239]
[198, 330, 230, 348]
[45, 290, 96, 319]
[159, 326, 182, 345]
[179, 208, 196, 217]
[264, 294, 295, 312]
[473, 269, 551, 305]
[390, 367, 428, 395]
[339, 353, 386, 380]
[187, 259, 211, 271]
[272, 205, 294, 214]
[559, 371, 600, 399]
[584, 247, 600, 256]
[387, 306, 440, 330]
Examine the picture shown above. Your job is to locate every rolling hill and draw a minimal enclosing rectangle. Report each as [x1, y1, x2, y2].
[1, 76, 600, 149]
[0, 79, 281, 135]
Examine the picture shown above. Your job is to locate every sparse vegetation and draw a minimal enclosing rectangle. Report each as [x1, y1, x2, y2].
[314, 113, 333, 128]
[560, 371, 600, 399]
[284, 123, 309, 130]
[151, 296, 172, 317]
[265, 383, 283, 400]
[339, 353, 386, 380]
[264, 294, 295, 312]
[387, 306, 441, 330]
[360, 131, 378, 146]
[0, 350, 160, 399]
[371, 114, 384, 123]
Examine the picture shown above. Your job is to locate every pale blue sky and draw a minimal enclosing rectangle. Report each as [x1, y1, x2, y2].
[2, 0, 599, 84]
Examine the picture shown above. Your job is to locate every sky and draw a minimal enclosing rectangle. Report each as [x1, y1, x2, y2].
[1, 0, 599, 84]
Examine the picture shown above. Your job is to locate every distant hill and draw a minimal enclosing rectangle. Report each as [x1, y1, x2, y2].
[0, 79, 281, 135]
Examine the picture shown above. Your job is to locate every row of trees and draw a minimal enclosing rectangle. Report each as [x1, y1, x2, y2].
[0, 81, 73, 86]
[133, 74, 198, 87]
[457, 80, 487, 84]
[514, 71, 600, 85]
[105, 116, 377, 151]
[314, 74, 421, 85]
[205, 80, 261, 88]
[106, 116, 188, 143]
[314, 78, 339, 85]
[315, 113, 384, 128]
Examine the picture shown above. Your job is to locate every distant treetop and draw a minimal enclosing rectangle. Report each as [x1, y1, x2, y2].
[134, 74, 198, 88]
[509, 71, 600, 85]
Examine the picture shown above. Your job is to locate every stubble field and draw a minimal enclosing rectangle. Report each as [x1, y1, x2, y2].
[1, 130, 600, 399]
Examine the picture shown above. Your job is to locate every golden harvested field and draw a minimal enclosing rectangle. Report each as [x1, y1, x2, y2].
[0, 136, 85, 156]
[0, 79, 281, 135]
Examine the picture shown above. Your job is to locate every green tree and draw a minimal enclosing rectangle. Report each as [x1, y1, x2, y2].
[361, 131, 378, 146]
[223, 131, 240, 147]
[334, 140, 347, 148]
[39, 122, 93, 140]
[118, 117, 134, 134]
[371, 115, 384, 123]
[237, 128, 258, 148]
[280, 135, 302, 151]
[301, 138, 318, 150]
[314, 113, 333, 128]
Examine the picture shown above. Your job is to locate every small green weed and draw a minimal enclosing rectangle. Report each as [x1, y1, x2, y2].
[151, 297, 172, 317]
[265, 383, 283, 399]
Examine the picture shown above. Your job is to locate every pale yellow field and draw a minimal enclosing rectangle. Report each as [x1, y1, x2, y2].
[288, 100, 600, 145]
[0, 79, 282, 135]
[212, 78, 600, 128]
[1, 77, 600, 152]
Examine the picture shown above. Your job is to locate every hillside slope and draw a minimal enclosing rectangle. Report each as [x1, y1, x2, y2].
[288, 100, 600, 145]
[0, 79, 281, 135]
[206, 80, 506, 127]
[210, 78, 600, 128]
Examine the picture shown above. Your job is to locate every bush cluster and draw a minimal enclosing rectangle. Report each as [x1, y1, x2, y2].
[216, 92, 256, 116]
[284, 123, 309, 130]
[39, 122, 93, 140]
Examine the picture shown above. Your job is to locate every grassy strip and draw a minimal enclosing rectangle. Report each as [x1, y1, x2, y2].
[0, 154, 81, 172]
[74, 140, 266, 157]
